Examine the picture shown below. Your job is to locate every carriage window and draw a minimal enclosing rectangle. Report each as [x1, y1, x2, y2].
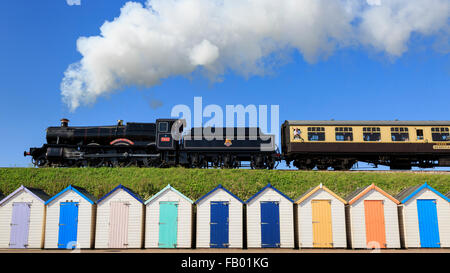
[159, 122, 168, 132]
[363, 127, 381, 141]
[308, 127, 325, 141]
[391, 127, 409, 141]
[431, 127, 450, 141]
[335, 127, 353, 141]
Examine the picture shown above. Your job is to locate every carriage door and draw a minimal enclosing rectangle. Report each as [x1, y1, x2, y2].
[364, 200, 386, 248]
[58, 202, 79, 249]
[260, 201, 280, 248]
[312, 200, 333, 248]
[9, 203, 31, 248]
[109, 202, 129, 248]
[416, 129, 424, 142]
[417, 199, 440, 248]
[210, 201, 229, 248]
[158, 201, 178, 248]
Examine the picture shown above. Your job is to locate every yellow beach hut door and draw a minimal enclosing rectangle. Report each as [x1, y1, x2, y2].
[311, 200, 333, 248]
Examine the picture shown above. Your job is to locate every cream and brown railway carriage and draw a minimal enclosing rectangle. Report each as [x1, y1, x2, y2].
[281, 120, 450, 170]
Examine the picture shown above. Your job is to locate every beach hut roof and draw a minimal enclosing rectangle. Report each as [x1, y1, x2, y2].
[0, 185, 50, 206]
[195, 184, 244, 204]
[144, 184, 193, 205]
[45, 185, 97, 205]
[395, 182, 450, 203]
[97, 184, 144, 204]
[345, 184, 399, 205]
[245, 183, 293, 204]
[295, 183, 347, 204]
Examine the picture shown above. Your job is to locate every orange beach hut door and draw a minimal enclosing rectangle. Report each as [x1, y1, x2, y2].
[311, 200, 333, 248]
[364, 200, 386, 248]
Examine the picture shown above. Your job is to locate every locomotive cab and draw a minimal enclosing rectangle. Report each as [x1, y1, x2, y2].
[156, 119, 184, 150]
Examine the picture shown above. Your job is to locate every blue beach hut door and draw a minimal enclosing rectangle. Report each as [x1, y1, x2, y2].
[417, 199, 441, 248]
[158, 201, 178, 248]
[260, 201, 280, 248]
[58, 202, 79, 249]
[9, 203, 31, 248]
[210, 201, 229, 248]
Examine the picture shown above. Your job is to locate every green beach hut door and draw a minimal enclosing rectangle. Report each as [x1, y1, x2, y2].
[158, 201, 178, 248]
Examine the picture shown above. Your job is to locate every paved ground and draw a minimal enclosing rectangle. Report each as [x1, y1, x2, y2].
[1, 248, 449, 253]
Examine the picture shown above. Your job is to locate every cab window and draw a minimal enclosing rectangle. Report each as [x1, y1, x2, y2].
[159, 122, 168, 132]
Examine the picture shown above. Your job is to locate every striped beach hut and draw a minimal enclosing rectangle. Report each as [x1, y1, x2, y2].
[145, 185, 193, 248]
[195, 184, 244, 248]
[246, 183, 294, 248]
[345, 184, 401, 249]
[95, 184, 144, 249]
[0, 185, 50, 248]
[44, 185, 97, 249]
[396, 183, 450, 248]
[295, 184, 347, 248]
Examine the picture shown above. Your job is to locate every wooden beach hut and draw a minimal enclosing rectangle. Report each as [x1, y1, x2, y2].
[246, 183, 294, 248]
[0, 185, 50, 248]
[95, 184, 145, 249]
[295, 183, 347, 248]
[195, 184, 244, 248]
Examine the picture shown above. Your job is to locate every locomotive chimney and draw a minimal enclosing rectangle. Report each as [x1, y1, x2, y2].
[60, 118, 69, 127]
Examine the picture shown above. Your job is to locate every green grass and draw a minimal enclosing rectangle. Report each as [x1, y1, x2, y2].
[0, 168, 449, 201]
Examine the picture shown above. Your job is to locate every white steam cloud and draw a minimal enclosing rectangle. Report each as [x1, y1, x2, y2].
[61, 0, 450, 111]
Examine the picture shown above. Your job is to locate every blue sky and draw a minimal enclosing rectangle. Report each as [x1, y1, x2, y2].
[0, 0, 449, 168]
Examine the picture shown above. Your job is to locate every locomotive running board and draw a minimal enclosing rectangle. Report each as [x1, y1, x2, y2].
[82, 153, 160, 158]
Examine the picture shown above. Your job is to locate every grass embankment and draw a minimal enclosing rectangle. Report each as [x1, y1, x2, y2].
[0, 168, 449, 201]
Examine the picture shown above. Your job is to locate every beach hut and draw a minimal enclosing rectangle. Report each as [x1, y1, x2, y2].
[145, 185, 193, 248]
[95, 184, 144, 249]
[345, 184, 401, 249]
[44, 185, 97, 249]
[396, 183, 450, 248]
[246, 183, 294, 248]
[295, 183, 347, 248]
[0, 185, 50, 248]
[195, 184, 244, 248]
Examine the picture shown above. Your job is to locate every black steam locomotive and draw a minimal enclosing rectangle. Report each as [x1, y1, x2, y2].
[25, 119, 279, 169]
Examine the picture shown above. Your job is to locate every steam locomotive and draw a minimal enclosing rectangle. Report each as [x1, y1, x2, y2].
[25, 119, 450, 170]
[25, 119, 279, 169]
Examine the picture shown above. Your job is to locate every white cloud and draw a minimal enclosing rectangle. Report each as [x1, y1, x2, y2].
[189, 40, 219, 66]
[66, 0, 81, 6]
[61, 0, 450, 111]
[366, 0, 381, 6]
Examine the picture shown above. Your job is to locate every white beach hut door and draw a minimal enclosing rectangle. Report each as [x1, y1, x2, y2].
[109, 202, 129, 248]
[9, 202, 31, 248]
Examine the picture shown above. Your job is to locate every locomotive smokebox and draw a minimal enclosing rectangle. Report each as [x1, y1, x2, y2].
[60, 118, 69, 127]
